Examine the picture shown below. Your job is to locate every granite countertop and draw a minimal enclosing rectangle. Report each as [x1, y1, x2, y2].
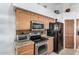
[16, 40, 34, 48]
[47, 36, 54, 38]
[15, 35, 54, 48]
[41, 35, 54, 39]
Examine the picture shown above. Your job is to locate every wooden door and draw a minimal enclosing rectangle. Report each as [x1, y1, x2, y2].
[65, 20, 74, 48]
[76, 19, 79, 48]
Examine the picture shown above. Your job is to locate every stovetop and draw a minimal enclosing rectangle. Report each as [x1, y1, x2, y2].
[30, 34, 48, 43]
[31, 37, 48, 43]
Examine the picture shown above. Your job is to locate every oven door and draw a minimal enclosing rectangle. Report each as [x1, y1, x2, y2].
[35, 41, 48, 55]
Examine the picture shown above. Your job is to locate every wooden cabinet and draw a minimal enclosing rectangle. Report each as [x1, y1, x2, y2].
[65, 20, 74, 48]
[16, 8, 31, 30]
[30, 13, 38, 21]
[38, 15, 46, 29]
[38, 15, 44, 22]
[16, 8, 55, 30]
[49, 18, 55, 23]
[16, 42, 34, 55]
[44, 17, 49, 29]
[48, 37, 54, 54]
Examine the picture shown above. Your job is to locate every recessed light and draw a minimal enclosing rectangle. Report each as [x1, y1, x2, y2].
[65, 8, 71, 12]
[43, 5, 47, 8]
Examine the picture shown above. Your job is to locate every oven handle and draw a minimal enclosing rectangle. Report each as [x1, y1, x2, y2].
[35, 41, 48, 46]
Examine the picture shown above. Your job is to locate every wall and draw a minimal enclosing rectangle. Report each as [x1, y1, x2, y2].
[0, 3, 16, 54]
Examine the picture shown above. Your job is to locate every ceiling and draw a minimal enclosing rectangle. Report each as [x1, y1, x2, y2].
[37, 3, 79, 13]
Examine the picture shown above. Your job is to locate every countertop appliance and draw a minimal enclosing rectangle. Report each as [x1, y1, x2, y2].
[30, 32, 48, 55]
[31, 21, 44, 31]
[47, 22, 63, 53]
[16, 34, 30, 42]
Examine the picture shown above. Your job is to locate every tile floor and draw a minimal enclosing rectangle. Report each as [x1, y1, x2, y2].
[50, 48, 77, 55]
[75, 47, 79, 55]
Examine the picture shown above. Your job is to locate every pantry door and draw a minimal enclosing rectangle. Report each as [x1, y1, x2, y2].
[65, 20, 74, 48]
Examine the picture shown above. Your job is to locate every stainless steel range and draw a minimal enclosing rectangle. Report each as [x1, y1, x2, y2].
[30, 33, 48, 55]
[35, 40, 48, 55]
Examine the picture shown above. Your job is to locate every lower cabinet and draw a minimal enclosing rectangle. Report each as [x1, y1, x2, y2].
[48, 37, 54, 54]
[16, 37, 54, 55]
[16, 43, 34, 55]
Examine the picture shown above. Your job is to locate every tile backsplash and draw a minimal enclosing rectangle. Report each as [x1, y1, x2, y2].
[16, 30, 47, 36]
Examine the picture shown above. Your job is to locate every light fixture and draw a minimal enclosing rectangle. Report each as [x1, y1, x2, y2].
[65, 8, 71, 12]
[54, 10, 60, 14]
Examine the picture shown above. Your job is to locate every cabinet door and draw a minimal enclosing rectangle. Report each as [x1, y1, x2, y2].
[16, 9, 30, 30]
[20, 49, 34, 55]
[48, 37, 54, 54]
[38, 15, 44, 23]
[44, 17, 49, 29]
[17, 43, 34, 55]
[16, 9, 23, 30]
[22, 11, 30, 30]
[30, 13, 38, 21]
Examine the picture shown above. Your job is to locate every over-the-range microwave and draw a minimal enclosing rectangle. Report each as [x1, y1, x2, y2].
[31, 21, 44, 31]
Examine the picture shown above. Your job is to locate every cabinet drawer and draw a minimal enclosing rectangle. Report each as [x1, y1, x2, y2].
[19, 49, 34, 55]
[17, 44, 34, 54]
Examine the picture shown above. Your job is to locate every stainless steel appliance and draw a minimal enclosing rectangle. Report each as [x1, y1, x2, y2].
[47, 22, 63, 53]
[30, 33, 48, 55]
[35, 41, 48, 55]
[16, 34, 30, 41]
[31, 21, 44, 31]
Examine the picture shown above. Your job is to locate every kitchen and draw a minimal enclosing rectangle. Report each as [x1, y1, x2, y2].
[0, 3, 79, 55]
[15, 6, 64, 55]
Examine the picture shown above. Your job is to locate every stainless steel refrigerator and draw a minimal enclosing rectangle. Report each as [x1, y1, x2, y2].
[47, 22, 63, 53]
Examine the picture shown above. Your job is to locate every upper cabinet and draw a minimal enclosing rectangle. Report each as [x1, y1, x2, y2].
[16, 8, 55, 30]
[16, 8, 31, 30]
[49, 18, 55, 23]
[30, 13, 38, 21]
[44, 17, 49, 29]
